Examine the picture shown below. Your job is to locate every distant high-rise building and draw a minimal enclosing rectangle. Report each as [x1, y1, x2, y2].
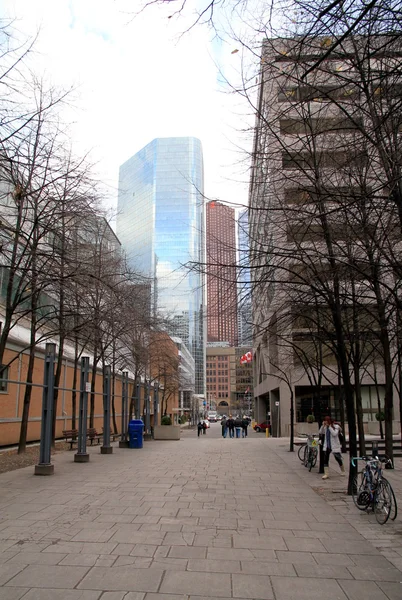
[237, 209, 253, 346]
[206, 201, 238, 346]
[117, 137, 205, 395]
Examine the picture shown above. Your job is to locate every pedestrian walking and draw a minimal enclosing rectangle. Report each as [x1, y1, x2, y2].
[234, 416, 243, 438]
[226, 415, 235, 438]
[202, 421, 207, 435]
[197, 421, 203, 437]
[221, 417, 227, 438]
[242, 416, 249, 438]
[320, 416, 345, 479]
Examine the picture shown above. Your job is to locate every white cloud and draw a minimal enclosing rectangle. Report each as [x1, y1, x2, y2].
[2, 0, 254, 217]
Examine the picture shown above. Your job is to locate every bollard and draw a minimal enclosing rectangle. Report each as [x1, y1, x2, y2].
[266, 426, 270, 438]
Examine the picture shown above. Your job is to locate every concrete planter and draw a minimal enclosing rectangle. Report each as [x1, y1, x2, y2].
[367, 420, 400, 435]
[153, 425, 181, 440]
[294, 422, 320, 436]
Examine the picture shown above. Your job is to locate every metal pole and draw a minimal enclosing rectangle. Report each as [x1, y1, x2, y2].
[135, 380, 141, 419]
[119, 371, 129, 448]
[35, 343, 56, 475]
[75, 357, 90, 463]
[154, 382, 159, 427]
[145, 379, 151, 433]
[101, 365, 113, 454]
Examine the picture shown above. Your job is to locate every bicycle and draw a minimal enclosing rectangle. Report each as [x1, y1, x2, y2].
[351, 456, 397, 525]
[297, 433, 320, 471]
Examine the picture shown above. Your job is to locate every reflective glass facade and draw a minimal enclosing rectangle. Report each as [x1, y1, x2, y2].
[117, 137, 205, 395]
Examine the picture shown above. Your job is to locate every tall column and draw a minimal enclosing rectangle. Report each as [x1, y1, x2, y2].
[75, 357, 90, 462]
[35, 344, 56, 475]
[101, 365, 113, 454]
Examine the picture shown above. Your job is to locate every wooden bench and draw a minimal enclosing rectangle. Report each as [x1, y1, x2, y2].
[88, 428, 102, 445]
[102, 428, 120, 442]
[62, 429, 78, 450]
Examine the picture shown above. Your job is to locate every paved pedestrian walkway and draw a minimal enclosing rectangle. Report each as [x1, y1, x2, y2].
[0, 425, 401, 600]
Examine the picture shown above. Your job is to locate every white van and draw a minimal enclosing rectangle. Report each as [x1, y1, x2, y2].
[207, 411, 218, 422]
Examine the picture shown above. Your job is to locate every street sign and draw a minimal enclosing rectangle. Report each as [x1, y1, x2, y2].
[203, 401, 206, 405]
[171, 408, 181, 412]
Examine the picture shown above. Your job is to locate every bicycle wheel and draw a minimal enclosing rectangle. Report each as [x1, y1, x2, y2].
[308, 447, 318, 471]
[374, 480, 392, 525]
[351, 471, 370, 511]
[382, 478, 398, 521]
[303, 446, 309, 468]
[298, 443, 307, 461]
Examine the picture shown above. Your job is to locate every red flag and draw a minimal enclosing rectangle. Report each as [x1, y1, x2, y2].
[240, 351, 252, 365]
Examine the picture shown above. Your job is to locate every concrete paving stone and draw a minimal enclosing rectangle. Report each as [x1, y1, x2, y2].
[348, 554, 397, 568]
[309, 521, 356, 532]
[249, 549, 277, 560]
[78, 566, 163, 592]
[6, 551, 67, 565]
[341, 579, 393, 599]
[271, 576, 348, 600]
[138, 524, 162, 531]
[94, 514, 135, 524]
[0, 551, 18, 563]
[21, 591, 101, 600]
[276, 549, 320, 565]
[311, 552, 354, 566]
[232, 573, 274, 599]
[130, 544, 158, 557]
[163, 533, 195, 546]
[0, 564, 27, 586]
[284, 537, 327, 553]
[108, 528, 164, 545]
[100, 594, 144, 600]
[113, 556, 152, 568]
[160, 571, 231, 597]
[322, 538, 385, 555]
[59, 553, 101, 566]
[5, 564, 90, 588]
[376, 581, 402, 600]
[233, 534, 287, 551]
[262, 520, 311, 531]
[169, 545, 207, 559]
[145, 595, 187, 600]
[160, 524, 185, 532]
[294, 564, 354, 579]
[347, 565, 402, 582]
[0, 588, 30, 600]
[150, 557, 188, 571]
[133, 516, 160, 524]
[111, 543, 135, 555]
[240, 560, 297, 576]
[187, 558, 242, 573]
[207, 548, 254, 560]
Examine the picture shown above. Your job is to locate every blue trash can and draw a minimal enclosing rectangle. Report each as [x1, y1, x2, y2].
[128, 419, 144, 449]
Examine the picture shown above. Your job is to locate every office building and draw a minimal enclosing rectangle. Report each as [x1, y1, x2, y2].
[206, 201, 238, 346]
[237, 209, 253, 346]
[117, 137, 205, 395]
[249, 36, 398, 436]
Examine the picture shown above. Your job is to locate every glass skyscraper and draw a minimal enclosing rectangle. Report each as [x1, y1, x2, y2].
[117, 137, 205, 395]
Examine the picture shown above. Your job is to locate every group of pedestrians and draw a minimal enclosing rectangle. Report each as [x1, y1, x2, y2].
[221, 415, 249, 438]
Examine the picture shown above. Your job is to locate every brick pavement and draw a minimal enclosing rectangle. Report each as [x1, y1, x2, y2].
[0, 425, 401, 600]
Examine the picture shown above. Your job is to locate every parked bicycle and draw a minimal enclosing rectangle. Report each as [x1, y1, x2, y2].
[351, 456, 398, 525]
[297, 433, 320, 471]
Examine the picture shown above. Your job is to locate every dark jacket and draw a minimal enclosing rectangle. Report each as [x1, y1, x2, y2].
[234, 418, 243, 428]
[226, 418, 235, 430]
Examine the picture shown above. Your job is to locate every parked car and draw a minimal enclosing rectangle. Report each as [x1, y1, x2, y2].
[253, 421, 270, 432]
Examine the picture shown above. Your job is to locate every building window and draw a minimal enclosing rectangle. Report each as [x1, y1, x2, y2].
[0, 365, 9, 392]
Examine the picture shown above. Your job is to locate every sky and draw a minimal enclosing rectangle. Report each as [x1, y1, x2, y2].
[2, 0, 258, 224]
